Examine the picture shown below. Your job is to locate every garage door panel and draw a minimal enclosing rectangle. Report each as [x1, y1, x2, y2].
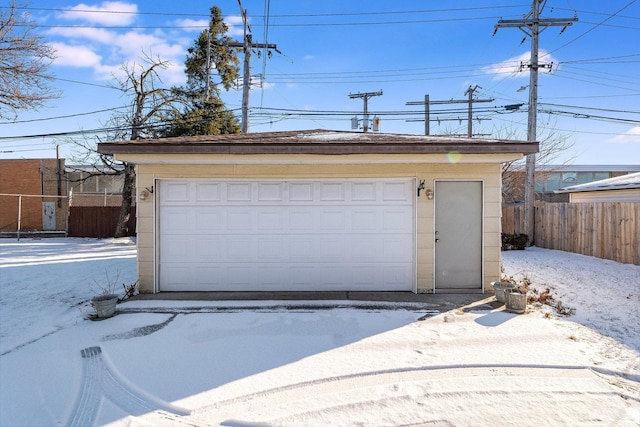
[383, 265, 413, 288]
[257, 209, 284, 230]
[227, 183, 252, 202]
[257, 237, 286, 260]
[195, 209, 224, 232]
[320, 209, 346, 230]
[195, 237, 222, 260]
[383, 237, 414, 261]
[227, 209, 252, 230]
[289, 210, 314, 229]
[289, 237, 314, 260]
[161, 265, 194, 290]
[226, 265, 252, 286]
[351, 237, 381, 260]
[161, 208, 194, 234]
[226, 238, 254, 262]
[350, 266, 378, 286]
[258, 182, 284, 201]
[289, 183, 313, 201]
[383, 209, 413, 231]
[162, 237, 192, 260]
[317, 237, 347, 261]
[256, 266, 283, 286]
[320, 182, 345, 201]
[352, 210, 377, 230]
[159, 179, 415, 292]
[351, 182, 376, 201]
[162, 182, 190, 203]
[289, 265, 316, 286]
[195, 266, 225, 288]
[195, 183, 221, 202]
[318, 266, 347, 286]
[383, 181, 413, 201]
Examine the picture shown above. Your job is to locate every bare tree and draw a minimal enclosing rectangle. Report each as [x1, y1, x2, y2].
[500, 121, 575, 204]
[0, 1, 58, 119]
[108, 57, 179, 238]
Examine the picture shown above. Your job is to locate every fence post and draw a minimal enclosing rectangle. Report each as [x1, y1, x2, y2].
[17, 195, 22, 241]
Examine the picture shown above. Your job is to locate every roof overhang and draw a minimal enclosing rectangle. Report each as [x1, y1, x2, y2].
[555, 184, 640, 194]
[97, 130, 539, 162]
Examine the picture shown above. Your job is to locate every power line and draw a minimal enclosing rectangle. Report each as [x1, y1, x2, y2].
[543, 0, 638, 57]
[16, 15, 522, 30]
[22, 5, 530, 19]
[539, 103, 640, 115]
[6, 100, 638, 142]
[562, 53, 640, 63]
[0, 106, 130, 124]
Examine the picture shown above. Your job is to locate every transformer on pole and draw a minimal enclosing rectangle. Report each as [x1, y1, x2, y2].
[349, 90, 383, 132]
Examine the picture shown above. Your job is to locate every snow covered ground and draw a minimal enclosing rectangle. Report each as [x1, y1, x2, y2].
[0, 238, 638, 426]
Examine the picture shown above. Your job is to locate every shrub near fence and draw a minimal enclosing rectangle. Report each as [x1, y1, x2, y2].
[68, 206, 136, 238]
[502, 202, 640, 265]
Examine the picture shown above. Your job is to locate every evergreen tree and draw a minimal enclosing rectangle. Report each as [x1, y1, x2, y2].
[164, 6, 241, 136]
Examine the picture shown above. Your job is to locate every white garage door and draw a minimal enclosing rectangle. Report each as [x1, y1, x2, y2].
[158, 179, 415, 291]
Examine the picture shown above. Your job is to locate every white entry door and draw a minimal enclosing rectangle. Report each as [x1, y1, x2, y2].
[434, 181, 483, 291]
[42, 202, 56, 230]
[158, 179, 415, 292]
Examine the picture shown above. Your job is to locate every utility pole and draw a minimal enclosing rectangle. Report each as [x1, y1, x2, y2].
[406, 95, 430, 135]
[406, 90, 493, 136]
[465, 85, 481, 137]
[349, 90, 383, 132]
[495, 0, 577, 244]
[228, 1, 279, 133]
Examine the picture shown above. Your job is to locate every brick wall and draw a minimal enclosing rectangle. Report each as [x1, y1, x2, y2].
[0, 159, 68, 232]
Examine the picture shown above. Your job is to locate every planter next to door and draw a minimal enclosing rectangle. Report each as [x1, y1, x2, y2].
[91, 294, 118, 318]
[492, 281, 517, 303]
[505, 289, 527, 314]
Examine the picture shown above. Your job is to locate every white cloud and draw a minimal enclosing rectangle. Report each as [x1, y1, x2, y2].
[483, 50, 558, 79]
[608, 126, 640, 144]
[50, 42, 102, 67]
[47, 3, 200, 86]
[174, 18, 208, 32]
[114, 31, 183, 58]
[58, 1, 138, 25]
[224, 15, 245, 37]
[48, 26, 115, 44]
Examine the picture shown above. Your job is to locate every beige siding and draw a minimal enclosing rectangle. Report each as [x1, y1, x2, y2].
[569, 189, 640, 203]
[132, 156, 508, 294]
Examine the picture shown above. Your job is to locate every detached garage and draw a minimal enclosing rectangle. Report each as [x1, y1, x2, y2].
[98, 130, 537, 294]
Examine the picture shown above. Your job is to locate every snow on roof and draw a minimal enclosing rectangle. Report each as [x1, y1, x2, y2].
[509, 164, 640, 173]
[556, 171, 640, 193]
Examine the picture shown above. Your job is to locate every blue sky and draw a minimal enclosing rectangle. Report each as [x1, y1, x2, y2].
[1, 0, 639, 165]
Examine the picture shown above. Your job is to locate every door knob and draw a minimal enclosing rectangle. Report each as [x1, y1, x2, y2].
[435, 238, 440, 243]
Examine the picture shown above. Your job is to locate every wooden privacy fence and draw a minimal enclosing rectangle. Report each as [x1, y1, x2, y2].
[502, 202, 639, 265]
[68, 206, 136, 238]
[501, 204, 525, 235]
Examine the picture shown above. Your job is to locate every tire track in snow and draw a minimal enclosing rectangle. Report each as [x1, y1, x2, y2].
[0, 326, 62, 356]
[67, 346, 189, 427]
[199, 365, 637, 425]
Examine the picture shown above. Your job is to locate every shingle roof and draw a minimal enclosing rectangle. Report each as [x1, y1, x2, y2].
[97, 129, 538, 156]
[556, 172, 640, 193]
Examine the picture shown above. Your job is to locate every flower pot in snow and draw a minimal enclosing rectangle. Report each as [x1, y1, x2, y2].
[91, 294, 118, 318]
[492, 282, 516, 303]
[505, 289, 527, 314]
